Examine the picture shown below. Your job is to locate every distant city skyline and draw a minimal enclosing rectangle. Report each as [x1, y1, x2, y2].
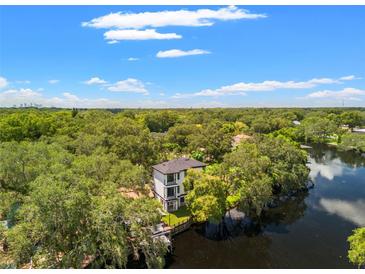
[0, 6, 364, 108]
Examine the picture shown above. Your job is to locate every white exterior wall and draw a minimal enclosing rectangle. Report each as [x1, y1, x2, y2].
[153, 169, 166, 199]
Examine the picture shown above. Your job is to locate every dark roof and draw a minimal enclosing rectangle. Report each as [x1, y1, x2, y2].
[152, 157, 207, 174]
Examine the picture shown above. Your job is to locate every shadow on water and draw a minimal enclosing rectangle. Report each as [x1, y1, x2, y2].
[163, 191, 309, 269]
[188, 190, 308, 241]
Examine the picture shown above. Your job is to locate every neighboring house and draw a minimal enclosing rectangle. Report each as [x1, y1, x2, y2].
[232, 133, 252, 147]
[152, 157, 207, 212]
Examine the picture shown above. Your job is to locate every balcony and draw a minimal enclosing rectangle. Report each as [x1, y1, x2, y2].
[166, 180, 177, 186]
[166, 187, 177, 199]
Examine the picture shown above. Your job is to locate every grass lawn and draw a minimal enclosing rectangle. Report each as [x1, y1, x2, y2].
[162, 206, 191, 227]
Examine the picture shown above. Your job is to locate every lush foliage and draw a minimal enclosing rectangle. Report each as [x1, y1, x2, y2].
[184, 135, 309, 221]
[0, 142, 166, 268]
[348, 227, 365, 268]
[0, 107, 364, 268]
[184, 170, 227, 223]
[339, 133, 365, 153]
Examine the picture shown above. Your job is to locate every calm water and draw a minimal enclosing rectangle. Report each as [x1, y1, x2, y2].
[166, 145, 365, 268]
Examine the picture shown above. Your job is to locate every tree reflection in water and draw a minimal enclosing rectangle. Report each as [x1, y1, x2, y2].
[198, 190, 308, 240]
[309, 144, 365, 169]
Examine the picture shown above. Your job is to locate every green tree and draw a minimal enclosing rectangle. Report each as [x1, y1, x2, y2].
[340, 111, 364, 130]
[166, 124, 198, 150]
[183, 169, 227, 223]
[339, 133, 365, 153]
[3, 145, 167, 268]
[299, 116, 338, 143]
[348, 227, 365, 268]
[222, 142, 273, 215]
[144, 111, 178, 133]
[188, 121, 233, 162]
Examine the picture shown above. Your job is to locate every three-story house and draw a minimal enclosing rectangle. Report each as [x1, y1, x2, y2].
[152, 157, 207, 212]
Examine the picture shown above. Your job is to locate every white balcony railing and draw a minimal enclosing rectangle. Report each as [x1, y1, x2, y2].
[166, 180, 177, 186]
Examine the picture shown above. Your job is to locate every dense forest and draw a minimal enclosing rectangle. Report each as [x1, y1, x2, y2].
[0, 107, 365, 268]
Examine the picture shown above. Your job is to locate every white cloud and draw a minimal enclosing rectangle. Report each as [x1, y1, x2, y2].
[156, 49, 210, 58]
[339, 75, 357, 81]
[0, 88, 183, 109]
[107, 78, 148, 95]
[104, 29, 181, 42]
[2, 88, 41, 98]
[84, 77, 107, 85]
[107, 40, 119, 44]
[308, 157, 344, 181]
[319, 198, 365, 226]
[305, 88, 365, 100]
[0, 88, 125, 108]
[48, 79, 60, 84]
[0, 76, 8, 89]
[172, 75, 357, 98]
[82, 6, 266, 29]
[83, 6, 266, 43]
[15, 80, 31, 84]
[128, 57, 139, 61]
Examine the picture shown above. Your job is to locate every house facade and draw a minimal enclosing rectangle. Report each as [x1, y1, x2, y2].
[152, 157, 207, 212]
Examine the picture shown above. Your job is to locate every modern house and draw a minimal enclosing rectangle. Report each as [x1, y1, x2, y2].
[152, 157, 207, 212]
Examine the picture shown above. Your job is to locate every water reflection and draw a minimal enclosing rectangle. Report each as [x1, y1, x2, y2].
[319, 198, 365, 226]
[261, 192, 308, 232]
[194, 190, 308, 241]
[307, 145, 365, 181]
[309, 144, 365, 169]
[308, 157, 344, 181]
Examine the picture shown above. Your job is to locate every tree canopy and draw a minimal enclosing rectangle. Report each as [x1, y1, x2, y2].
[0, 107, 364, 268]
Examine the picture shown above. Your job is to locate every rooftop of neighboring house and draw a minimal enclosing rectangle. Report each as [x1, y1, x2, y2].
[152, 157, 207, 174]
[232, 133, 252, 146]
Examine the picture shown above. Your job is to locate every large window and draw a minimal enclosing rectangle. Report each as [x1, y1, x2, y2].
[167, 173, 174, 183]
[167, 187, 175, 197]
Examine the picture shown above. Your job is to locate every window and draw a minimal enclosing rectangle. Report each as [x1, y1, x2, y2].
[167, 201, 176, 212]
[177, 186, 180, 194]
[167, 173, 174, 183]
[177, 172, 180, 180]
[180, 197, 185, 204]
[167, 187, 175, 197]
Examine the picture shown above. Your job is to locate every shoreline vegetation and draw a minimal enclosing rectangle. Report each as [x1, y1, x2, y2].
[0, 107, 365, 269]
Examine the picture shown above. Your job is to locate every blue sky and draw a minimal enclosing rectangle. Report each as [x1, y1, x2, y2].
[0, 5, 364, 108]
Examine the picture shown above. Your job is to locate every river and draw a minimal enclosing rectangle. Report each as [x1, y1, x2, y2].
[166, 145, 365, 268]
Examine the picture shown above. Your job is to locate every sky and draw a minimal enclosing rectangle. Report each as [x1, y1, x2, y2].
[0, 5, 365, 108]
